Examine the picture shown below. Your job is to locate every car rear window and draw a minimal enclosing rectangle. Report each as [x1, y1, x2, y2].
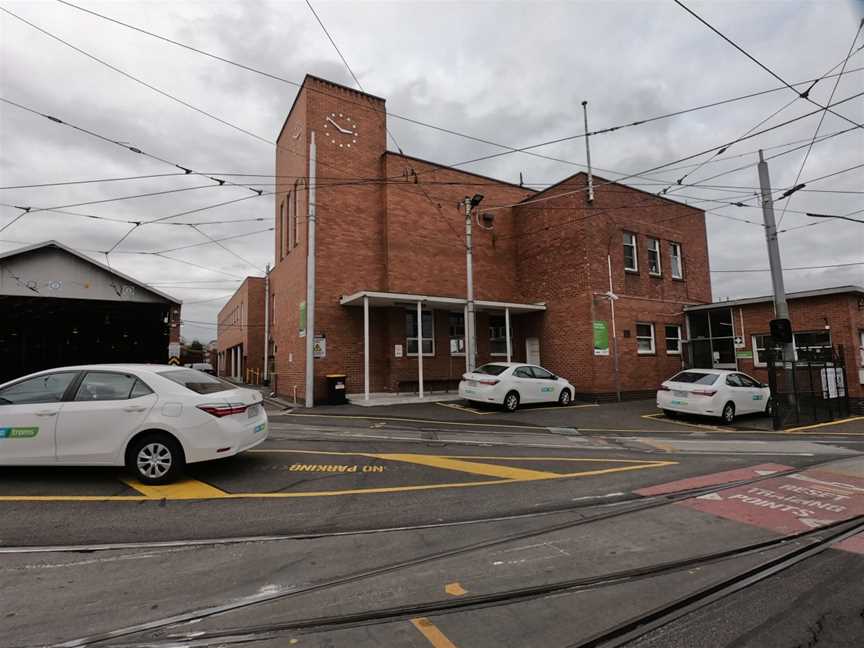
[474, 364, 509, 376]
[669, 371, 719, 385]
[157, 369, 232, 394]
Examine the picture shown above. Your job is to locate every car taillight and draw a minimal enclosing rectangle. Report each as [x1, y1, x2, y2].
[197, 403, 249, 417]
[658, 385, 670, 391]
[692, 389, 717, 397]
[478, 379, 499, 386]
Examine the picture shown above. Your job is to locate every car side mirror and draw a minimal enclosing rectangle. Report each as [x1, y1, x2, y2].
[551, 375, 558, 381]
[761, 383, 769, 389]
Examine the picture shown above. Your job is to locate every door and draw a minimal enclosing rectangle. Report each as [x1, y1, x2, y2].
[0, 371, 79, 464]
[736, 373, 767, 413]
[724, 373, 757, 414]
[526, 338, 540, 365]
[529, 366, 559, 403]
[56, 372, 158, 464]
[511, 366, 540, 403]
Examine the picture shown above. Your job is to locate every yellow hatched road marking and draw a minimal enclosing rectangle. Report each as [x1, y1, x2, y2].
[445, 582, 467, 596]
[372, 453, 559, 480]
[122, 478, 227, 499]
[411, 617, 459, 648]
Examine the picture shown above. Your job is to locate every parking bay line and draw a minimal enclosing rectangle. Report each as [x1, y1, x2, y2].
[411, 617, 459, 648]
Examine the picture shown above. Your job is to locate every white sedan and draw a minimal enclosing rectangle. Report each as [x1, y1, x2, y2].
[459, 362, 575, 411]
[657, 368, 771, 424]
[0, 364, 268, 484]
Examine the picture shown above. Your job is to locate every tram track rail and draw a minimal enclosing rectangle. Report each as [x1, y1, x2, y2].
[38, 457, 851, 648]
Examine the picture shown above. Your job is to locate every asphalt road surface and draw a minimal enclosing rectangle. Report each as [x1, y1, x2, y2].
[3, 399, 864, 648]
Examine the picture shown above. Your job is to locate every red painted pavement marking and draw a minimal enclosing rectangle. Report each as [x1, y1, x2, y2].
[679, 467, 864, 555]
[634, 463, 793, 497]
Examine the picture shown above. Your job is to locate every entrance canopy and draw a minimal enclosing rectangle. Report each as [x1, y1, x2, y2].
[339, 290, 546, 314]
[340, 290, 546, 402]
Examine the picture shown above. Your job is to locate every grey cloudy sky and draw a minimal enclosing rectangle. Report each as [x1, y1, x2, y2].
[1, 0, 862, 343]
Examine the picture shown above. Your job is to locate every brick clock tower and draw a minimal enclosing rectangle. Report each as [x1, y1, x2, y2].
[269, 75, 389, 403]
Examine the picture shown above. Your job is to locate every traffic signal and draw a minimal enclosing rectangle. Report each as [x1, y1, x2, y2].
[770, 318, 793, 343]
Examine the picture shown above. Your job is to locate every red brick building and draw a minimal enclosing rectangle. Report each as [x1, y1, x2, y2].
[217, 276, 265, 382]
[259, 75, 713, 403]
[684, 286, 864, 399]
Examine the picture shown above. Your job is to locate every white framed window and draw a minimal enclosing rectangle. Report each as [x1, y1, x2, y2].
[279, 200, 287, 259]
[623, 232, 638, 272]
[636, 322, 655, 354]
[670, 242, 683, 279]
[752, 331, 832, 367]
[647, 237, 661, 276]
[406, 310, 434, 356]
[665, 325, 681, 355]
[448, 312, 465, 355]
[290, 190, 299, 249]
[286, 191, 294, 251]
[489, 315, 512, 356]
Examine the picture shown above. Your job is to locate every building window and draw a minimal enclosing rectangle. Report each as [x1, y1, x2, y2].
[292, 181, 303, 248]
[489, 315, 512, 356]
[623, 232, 638, 272]
[290, 189, 299, 248]
[636, 322, 655, 354]
[752, 334, 781, 367]
[406, 310, 434, 356]
[665, 325, 681, 354]
[647, 237, 661, 276]
[670, 242, 683, 279]
[448, 312, 465, 355]
[286, 192, 294, 251]
[280, 200, 286, 259]
[794, 331, 832, 361]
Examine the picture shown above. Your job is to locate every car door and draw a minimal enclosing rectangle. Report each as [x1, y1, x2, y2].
[736, 373, 767, 413]
[0, 371, 79, 464]
[724, 373, 752, 414]
[529, 366, 560, 403]
[511, 366, 540, 403]
[55, 372, 158, 464]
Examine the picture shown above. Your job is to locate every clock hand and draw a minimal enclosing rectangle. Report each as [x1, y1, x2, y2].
[326, 116, 354, 135]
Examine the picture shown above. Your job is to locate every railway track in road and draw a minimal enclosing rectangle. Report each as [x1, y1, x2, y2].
[94, 515, 864, 648]
[37, 456, 855, 648]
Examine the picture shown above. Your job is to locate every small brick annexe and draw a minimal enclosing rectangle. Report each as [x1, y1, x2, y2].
[217, 75, 864, 404]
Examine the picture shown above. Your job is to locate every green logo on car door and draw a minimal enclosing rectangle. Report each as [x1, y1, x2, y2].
[0, 427, 38, 438]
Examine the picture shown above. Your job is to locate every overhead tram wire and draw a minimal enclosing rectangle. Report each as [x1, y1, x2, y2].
[711, 261, 864, 273]
[53, 0, 864, 182]
[775, 20, 864, 226]
[674, 1, 864, 133]
[0, 171, 189, 190]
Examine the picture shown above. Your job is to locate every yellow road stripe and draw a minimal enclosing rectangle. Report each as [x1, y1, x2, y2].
[445, 582, 467, 596]
[785, 416, 864, 433]
[372, 453, 559, 480]
[121, 478, 227, 499]
[411, 618, 459, 648]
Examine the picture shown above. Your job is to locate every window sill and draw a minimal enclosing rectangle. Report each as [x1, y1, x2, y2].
[649, 272, 662, 278]
[666, 351, 681, 355]
[637, 351, 656, 356]
[625, 269, 639, 275]
[490, 353, 510, 357]
[406, 354, 436, 358]
[672, 276, 685, 282]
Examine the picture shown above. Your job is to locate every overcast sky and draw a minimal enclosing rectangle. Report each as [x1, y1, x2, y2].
[1, 0, 862, 343]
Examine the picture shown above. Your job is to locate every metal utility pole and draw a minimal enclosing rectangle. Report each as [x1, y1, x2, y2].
[305, 132, 317, 408]
[582, 101, 594, 203]
[464, 194, 483, 371]
[263, 263, 270, 384]
[606, 255, 621, 402]
[757, 149, 795, 365]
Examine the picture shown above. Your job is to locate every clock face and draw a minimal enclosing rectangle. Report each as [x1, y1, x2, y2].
[324, 113, 358, 148]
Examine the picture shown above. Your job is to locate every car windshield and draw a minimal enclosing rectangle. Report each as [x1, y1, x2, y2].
[669, 371, 719, 385]
[474, 364, 509, 376]
[157, 369, 233, 394]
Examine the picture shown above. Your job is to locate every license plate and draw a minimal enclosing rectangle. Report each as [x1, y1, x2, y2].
[673, 390, 688, 397]
[247, 404, 260, 418]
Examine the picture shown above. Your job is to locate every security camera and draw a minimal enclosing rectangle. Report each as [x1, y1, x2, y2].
[469, 194, 484, 207]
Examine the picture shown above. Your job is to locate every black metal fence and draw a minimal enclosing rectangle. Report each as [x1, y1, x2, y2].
[767, 344, 850, 430]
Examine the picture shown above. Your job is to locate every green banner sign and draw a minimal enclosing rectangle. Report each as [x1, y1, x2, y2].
[593, 320, 610, 356]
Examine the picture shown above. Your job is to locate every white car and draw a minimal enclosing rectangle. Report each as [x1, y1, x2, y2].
[657, 368, 771, 424]
[459, 362, 575, 411]
[0, 364, 268, 484]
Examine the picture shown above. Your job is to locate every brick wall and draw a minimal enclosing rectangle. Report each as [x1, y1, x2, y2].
[216, 276, 265, 378]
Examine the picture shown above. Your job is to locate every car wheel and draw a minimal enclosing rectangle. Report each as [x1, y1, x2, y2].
[503, 391, 520, 412]
[558, 389, 572, 406]
[127, 433, 184, 485]
[721, 402, 736, 424]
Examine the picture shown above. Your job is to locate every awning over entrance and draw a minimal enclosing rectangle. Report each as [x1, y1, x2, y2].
[339, 290, 546, 314]
[339, 290, 546, 402]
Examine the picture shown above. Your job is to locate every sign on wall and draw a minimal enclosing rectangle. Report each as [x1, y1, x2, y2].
[394, 344, 403, 358]
[313, 335, 326, 359]
[168, 342, 180, 361]
[299, 301, 306, 337]
[593, 321, 610, 356]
